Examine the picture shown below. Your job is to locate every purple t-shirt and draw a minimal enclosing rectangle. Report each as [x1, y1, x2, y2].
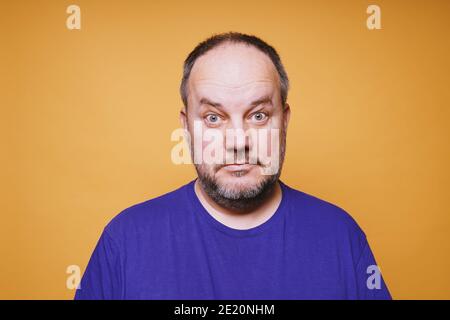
[74, 179, 391, 299]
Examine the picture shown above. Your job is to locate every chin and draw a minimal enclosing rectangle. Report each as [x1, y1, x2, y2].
[215, 170, 263, 191]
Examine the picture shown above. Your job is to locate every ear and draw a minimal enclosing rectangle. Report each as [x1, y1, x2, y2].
[179, 106, 188, 130]
[283, 102, 291, 131]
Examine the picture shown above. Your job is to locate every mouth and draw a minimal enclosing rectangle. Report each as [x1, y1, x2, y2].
[221, 163, 256, 172]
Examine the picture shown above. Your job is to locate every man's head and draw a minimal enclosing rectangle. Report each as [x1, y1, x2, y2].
[179, 32, 291, 211]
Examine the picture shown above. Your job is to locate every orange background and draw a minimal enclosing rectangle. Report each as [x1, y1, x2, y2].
[1, 0, 449, 299]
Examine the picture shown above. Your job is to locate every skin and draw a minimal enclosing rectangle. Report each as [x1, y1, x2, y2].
[180, 42, 290, 230]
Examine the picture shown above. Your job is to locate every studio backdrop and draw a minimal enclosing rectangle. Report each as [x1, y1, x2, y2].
[1, 0, 449, 299]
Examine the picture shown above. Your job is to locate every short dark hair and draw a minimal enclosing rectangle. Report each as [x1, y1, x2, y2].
[180, 32, 290, 108]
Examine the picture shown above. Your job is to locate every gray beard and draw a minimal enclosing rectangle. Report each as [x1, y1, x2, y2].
[194, 131, 286, 212]
[195, 167, 281, 212]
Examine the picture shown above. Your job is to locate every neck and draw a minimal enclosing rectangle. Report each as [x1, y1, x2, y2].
[194, 179, 282, 230]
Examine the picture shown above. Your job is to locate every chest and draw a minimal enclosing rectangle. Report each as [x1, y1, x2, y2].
[122, 229, 351, 299]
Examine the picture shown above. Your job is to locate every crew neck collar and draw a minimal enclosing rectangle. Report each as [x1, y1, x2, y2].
[185, 178, 289, 238]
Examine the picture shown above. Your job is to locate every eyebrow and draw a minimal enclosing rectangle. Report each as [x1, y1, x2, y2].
[199, 96, 272, 108]
[199, 97, 223, 108]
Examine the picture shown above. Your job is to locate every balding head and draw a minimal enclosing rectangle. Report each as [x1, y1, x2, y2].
[180, 32, 289, 110]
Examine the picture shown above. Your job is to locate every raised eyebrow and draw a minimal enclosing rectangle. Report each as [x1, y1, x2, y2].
[199, 96, 272, 108]
[250, 96, 273, 107]
[199, 98, 223, 108]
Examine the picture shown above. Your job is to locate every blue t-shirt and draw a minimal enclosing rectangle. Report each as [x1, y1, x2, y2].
[74, 179, 391, 299]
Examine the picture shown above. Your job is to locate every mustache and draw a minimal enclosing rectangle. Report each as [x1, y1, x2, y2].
[213, 153, 264, 170]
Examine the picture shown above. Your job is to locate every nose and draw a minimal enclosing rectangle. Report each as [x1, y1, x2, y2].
[224, 117, 251, 163]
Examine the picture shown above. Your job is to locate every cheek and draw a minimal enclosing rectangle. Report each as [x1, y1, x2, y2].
[199, 125, 226, 165]
[255, 123, 281, 157]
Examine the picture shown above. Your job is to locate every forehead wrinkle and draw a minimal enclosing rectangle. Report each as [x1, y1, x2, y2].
[194, 79, 275, 89]
[191, 78, 278, 110]
[190, 44, 280, 89]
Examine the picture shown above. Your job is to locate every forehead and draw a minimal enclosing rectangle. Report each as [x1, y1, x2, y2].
[188, 43, 280, 105]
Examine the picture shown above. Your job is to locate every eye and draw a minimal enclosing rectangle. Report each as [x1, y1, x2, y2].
[205, 114, 221, 124]
[251, 112, 268, 122]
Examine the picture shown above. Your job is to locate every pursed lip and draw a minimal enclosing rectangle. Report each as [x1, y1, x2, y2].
[221, 163, 255, 171]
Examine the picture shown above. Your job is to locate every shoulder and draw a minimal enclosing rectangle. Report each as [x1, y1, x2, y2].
[281, 181, 366, 239]
[103, 180, 193, 238]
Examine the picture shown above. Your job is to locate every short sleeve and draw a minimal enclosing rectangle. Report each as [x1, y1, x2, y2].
[355, 238, 392, 300]
[74, 229, 123, 300]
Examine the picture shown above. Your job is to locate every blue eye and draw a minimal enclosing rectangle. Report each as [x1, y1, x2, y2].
[252, 112, 267, 122]
[206, 114, 220, 123]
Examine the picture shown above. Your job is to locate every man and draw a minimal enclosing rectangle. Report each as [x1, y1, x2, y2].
[75, 32, 391, 299]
